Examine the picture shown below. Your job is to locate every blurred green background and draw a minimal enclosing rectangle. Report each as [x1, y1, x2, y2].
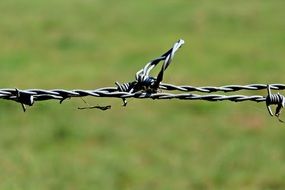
[0, 0, 285, 189]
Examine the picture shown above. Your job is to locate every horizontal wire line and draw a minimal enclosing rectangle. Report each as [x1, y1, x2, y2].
[160, 83, 285, 93]
[0, 88, 266, 102]
[1, 39, 284, 122]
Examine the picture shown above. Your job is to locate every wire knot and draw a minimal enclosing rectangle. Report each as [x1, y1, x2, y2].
[15, 89, 34, 112]
[135, 39, 185, 93]
[115, 39, 184, 106]
[136, 76, 157, 93]
[266, 85, 285, 122]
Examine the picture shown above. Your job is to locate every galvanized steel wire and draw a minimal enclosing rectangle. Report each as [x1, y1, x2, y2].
[1, 39, 284, 122]
[159, 83, 285, 93]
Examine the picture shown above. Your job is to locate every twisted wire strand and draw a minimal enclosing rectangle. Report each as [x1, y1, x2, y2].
[159, 83, 285, 93]
[1, 39, 285, 123]
[0, 88, 266, 102]
[0, 38, 276, 104]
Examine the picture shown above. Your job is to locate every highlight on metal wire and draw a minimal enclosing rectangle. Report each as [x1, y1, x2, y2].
[0, 39, 285, 123]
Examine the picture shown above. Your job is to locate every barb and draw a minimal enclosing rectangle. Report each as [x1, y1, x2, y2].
[266, 85, 285, 123]
[0, 39, 284, 123]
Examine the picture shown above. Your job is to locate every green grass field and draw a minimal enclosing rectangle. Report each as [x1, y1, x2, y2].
[1, 0, 285, 189]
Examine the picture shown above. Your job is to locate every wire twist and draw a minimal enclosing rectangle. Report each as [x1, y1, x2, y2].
[159, 83, 285, 93]
[0, 89, 267, 102]
[134, 39, 184, 93]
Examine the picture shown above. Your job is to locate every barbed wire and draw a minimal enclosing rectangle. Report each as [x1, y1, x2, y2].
[0, 89, 266, 102]
[1, 39, 284, 122]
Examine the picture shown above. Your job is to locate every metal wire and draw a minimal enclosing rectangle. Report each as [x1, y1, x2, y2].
[1, 84, 284, 102]
[159, 83, 285, 93]
[1, 39, 284, 122]
[0, 89, 266, 102]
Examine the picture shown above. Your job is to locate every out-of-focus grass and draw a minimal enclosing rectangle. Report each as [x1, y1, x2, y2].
[0, 0, 285, 189]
